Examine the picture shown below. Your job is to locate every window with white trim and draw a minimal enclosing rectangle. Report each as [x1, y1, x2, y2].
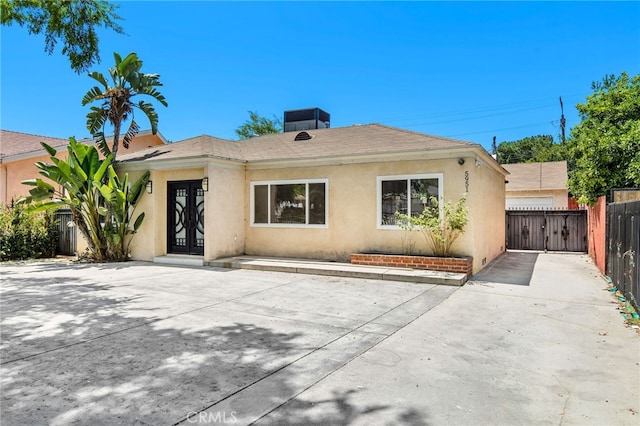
[377, 174, 443, 227]
[251, 179, 328, 227]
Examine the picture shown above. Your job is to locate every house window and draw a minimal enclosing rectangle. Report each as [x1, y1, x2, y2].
[377, 173, 443, 227]
[251, 179, 328, 227]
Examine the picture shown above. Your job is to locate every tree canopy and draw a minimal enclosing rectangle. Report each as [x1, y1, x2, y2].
[567, 72, 640, 204]
[235, 111, 282, 139]
[82, 52, 167, 159]
[0, 0, 123, 73]
[495, 134, 566, 164]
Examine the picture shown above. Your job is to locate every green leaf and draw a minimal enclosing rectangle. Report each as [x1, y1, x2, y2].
[128, 171, 150, 205]
[86, 106, 108, 135]
[235, 110, 282, 139]
[0, 0, 124, 73]
[86, 145, 101, 178]
[83, 51, 166, 160]
[567, 72, 640, 204]
[93, 132, 112, 158]
[20, 199, 65, 212]
[98, 184, 114, 201]
[27, 185, 55, 201]
[137, 100, 159, 134]
[82, 85, 105, 105]
[28, 178, 55, 192]
[94, 155, 113, 182]
[122, 119, 140, 149]
[133, 212, 145, 232]
[395, 195, 468, 257]
[139, 86, 168, 106]
[40, 142, 58, 157]
[87, 71, 109, 89]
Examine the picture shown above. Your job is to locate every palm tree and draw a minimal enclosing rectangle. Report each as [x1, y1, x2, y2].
[82, 52, 167, 159]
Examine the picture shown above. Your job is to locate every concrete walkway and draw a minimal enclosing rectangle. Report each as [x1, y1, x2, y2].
[257, 253, 640, 425]
[1, 253, 638, 425]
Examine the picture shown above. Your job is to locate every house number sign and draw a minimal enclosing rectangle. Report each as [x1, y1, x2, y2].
[465, 171, 469, 192]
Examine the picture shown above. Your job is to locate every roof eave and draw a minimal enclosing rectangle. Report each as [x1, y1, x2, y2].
[1, 145, 69, 163]
[116, 154, 245, 171]
[1, 129, 169, 163]
[247, 145, 508, 175]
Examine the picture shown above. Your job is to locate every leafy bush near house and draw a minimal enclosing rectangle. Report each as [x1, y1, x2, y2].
[0, 204, 58, 260]
[396, 195, 469, 257]
[19, 138, 149, 262]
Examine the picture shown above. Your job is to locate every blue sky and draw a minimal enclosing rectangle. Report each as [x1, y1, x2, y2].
[2, 1, 639, 152]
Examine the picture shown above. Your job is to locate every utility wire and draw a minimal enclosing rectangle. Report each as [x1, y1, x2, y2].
[442, 122, 553, 138]
[331, 93, 588, 129]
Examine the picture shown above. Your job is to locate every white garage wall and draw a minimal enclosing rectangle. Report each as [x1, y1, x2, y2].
[506, 197, 553, 210]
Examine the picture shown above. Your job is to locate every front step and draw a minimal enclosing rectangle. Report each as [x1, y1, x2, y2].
[153, 255, 204, 267]
[207, 256, 467, 286]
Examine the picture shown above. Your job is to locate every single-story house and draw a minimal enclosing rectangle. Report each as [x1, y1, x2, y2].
[502, 161, 569, 210]
[117, 123, 508, 274]
[0, 129, 167, 206]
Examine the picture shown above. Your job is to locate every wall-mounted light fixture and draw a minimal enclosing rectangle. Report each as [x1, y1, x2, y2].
[458, 158, 465, 165]
[146, 180, 153, 194]
[202, 177, 209, 192]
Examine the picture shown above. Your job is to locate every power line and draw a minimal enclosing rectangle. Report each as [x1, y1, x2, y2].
[331, 93, 589, 129]
[385, 104, 556, 127]
[443, 122, 553, 138]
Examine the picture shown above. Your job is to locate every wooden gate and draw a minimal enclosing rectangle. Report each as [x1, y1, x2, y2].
[506, 210, 587, 252]
[606, 200, 639, 310]
[55, 209, 77, 255]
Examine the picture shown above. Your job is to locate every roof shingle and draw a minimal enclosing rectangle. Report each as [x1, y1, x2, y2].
[503, 161, 568, 191]
[117, 123, 478, 164]
[0, 130, 69, 158]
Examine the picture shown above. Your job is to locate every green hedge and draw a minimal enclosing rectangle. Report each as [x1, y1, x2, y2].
[0, 204, 58, 261]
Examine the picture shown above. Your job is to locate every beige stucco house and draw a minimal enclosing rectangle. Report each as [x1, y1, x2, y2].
[502, 161, 569, 210]
[117, 124, 508, 274]
[0, 129, 167, 206]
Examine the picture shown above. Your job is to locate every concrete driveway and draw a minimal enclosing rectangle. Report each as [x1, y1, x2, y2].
[1, 253, 638, 425]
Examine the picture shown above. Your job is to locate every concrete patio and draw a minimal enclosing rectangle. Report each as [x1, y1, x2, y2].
[1, 253, 638, 425]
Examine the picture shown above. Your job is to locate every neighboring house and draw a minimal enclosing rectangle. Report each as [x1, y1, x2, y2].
[502, 161, 569, 210]
[0, 131, 68, 206]
[116, 123, 508, 274]
[0, 129, 168, 206]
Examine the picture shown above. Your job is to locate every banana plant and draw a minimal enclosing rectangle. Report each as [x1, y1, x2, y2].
[96, 166, 149, 260]
[18, 137, 149, 261]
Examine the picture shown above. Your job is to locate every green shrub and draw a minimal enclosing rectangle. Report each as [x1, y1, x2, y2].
[0, 203, 58, 261]
[395, 195, 469, 257]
